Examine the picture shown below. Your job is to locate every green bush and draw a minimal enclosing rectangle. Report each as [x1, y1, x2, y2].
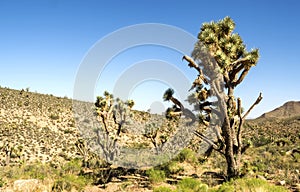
[0, 178, 6, 187]
[24, 163, 53, 180]
[153, 186, 174, 192]
[52, 179, 72, 191]
[62, 159, 82, 175]
[52, 174, 89, 191]
[7, 163, 55, 180]
[167, 161, 184, 175]
[146, 168, 166, 183]
[216, 178, 289, 192]
[49, 114, 59, 120]
[176, 178, 208, 192]
[0, 161, 94, 190]
[156, 161, 184, 177]
[175, 148, 197, 164]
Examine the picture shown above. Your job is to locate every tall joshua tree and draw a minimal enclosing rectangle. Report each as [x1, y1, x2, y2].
[164, 17, 262, 179]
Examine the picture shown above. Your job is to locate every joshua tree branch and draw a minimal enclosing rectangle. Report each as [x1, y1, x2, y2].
[236, 98, 243, 162]
[231, 57, 250, 70]
[230, 64, 244, 81]
[242, 92, 263, 120]
[182, 55, 201, 73]
[194, 131, 224, 155]
[100, 114, 109, 134]
[213, 125, 224, 144]
[233, 68, 249, 86]
[171, 97, 184, 111]
[211, 81, 229, 124]
[183, 55, 209, 84]
[108, 102, 114, 115]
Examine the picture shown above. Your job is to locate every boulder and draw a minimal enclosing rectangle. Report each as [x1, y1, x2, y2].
[13, 179, 39, 192]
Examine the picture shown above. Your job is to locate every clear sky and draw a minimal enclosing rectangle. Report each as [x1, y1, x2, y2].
[0, 0, 299, 118]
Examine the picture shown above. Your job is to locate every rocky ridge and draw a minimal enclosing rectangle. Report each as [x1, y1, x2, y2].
[258, 101, 300, 119]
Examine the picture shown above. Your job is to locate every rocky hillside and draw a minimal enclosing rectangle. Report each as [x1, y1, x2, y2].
[258, 101, 300, 119]
[0, 87, 165, 167]
[0, 87, 82, 166]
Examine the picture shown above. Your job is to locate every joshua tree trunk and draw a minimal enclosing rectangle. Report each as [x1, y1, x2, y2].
[221, 121, 236, 178]
[5, 146, 11, 166]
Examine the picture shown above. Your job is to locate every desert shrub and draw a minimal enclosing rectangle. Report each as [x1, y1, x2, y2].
[0, 178, 6, 187]
[175, 148, 197, 164]
[215, 178, 288, 192]
[17, 101, 23, 107]
[0, 162, 57, 180]
[49, 114, 59, 120]
[62, 159, 82, 175]
[147, 168, 166, 183]
[253, 136, 272, 147]
[153, 186, 174, 192]
[0, 161, 94, 190]
[52, 174, 89, 191]
[176, 178, 208, 192]
[24, 163, 55, 180]
[166, 161, 184, 175]
[155, 160, 184, 177]
[1, 166, 23, 179]
[129, 142, 149, 149]
[52, 179, 72, 191]
[63, 129, 74, 134]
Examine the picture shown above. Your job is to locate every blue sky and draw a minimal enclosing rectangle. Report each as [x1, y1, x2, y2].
[0, 0, 299, 118]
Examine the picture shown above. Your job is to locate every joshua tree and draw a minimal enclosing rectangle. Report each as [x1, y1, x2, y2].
[0, 142, 23, 166]
[164, 17, 262, 179]
[94, 91, 132, 163]
[126, 100, 135, 109]
[143, 114, 179, 155]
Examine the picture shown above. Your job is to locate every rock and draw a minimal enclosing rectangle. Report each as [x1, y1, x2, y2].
[84, 186, 103, 192]
[14, 179, 39, 192]
[37, 121, 48, 128]
[27, 116, 37, 123]
[279, 180, 286, 186]
[293, 183, 300, 192]
[256, 175, 267, 181]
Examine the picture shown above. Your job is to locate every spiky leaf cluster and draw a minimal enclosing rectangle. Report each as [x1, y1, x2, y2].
[163, 88, 174, 101]
[165, 105, 181, 120]
[194, 16, 259, 72]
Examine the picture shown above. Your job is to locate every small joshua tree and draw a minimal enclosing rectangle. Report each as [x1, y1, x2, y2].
[94, 91, 133, 163]
[164, 17, 262, 179]
[0, 142, 23, 166]
[143, 116, 177, 155]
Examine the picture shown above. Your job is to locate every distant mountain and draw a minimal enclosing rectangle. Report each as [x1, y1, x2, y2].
[258, 101, 300, 119]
